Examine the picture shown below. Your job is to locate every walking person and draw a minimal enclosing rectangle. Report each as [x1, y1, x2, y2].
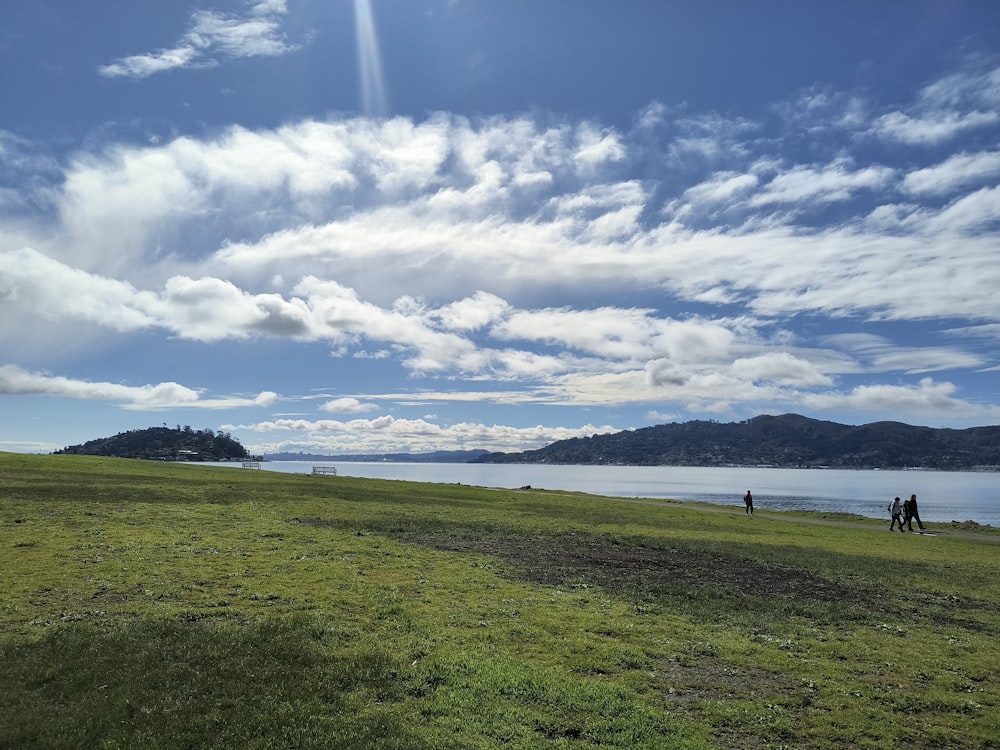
[907, 493, 926, 530]
[888, 496, 905, 532]
[902, 496, 914, 531]
[744, 490, 754, 515]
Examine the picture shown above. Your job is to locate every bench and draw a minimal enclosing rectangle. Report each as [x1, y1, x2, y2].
[312, 466, 337, 476]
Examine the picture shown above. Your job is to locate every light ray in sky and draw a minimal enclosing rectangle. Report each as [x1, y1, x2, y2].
[353, 0, 388, 117]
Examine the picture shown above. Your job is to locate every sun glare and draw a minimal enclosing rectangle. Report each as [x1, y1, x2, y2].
[353, 0, 388, 117]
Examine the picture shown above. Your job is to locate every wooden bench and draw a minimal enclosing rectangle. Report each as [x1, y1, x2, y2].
[312, 466, 337, 476]
[242, 460, 261, 469]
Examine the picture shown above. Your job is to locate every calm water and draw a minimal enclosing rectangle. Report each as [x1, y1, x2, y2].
[198, 461, 999, 526]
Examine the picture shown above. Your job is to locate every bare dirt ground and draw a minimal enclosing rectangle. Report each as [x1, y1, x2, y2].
[395, 525, 877, 607]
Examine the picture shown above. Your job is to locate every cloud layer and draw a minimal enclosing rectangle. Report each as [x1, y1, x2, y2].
[3, 55, 1000, 452]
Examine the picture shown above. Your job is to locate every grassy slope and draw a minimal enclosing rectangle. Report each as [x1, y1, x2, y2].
[0, 453, 997, 749]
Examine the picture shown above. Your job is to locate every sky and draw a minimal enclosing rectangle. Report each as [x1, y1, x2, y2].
[2, 1, 1000, 456]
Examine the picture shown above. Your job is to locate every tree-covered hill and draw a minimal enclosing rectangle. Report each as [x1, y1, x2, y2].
[475, 413, 1000, 470]
[54, 426, 249, 461]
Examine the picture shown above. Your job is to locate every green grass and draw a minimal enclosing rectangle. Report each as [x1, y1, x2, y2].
[1, 452, 998, 748]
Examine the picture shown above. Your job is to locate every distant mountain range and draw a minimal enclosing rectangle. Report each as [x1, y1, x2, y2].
[267, 449, 490, 463]
[52, 416, 1000, 470]
[473, 414, 1000, 470]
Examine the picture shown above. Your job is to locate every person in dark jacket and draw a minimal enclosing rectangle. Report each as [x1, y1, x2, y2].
[744, 490, 753, 515]
[906, 493, 926, 531]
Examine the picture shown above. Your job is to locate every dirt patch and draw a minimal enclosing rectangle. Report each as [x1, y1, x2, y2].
[655, 653, 796, 703]
[291, 517, 882, 615]
[391, 527, 879, 610]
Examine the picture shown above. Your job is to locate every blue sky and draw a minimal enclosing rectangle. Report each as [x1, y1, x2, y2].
[2, 1, 1000, 456]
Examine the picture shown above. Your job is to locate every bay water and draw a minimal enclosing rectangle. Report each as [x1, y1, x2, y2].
[198, 461, 999, 527]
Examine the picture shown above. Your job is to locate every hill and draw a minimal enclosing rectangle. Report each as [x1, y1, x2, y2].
[475, 413, 1000, 470]
[54, 426, 249, 461]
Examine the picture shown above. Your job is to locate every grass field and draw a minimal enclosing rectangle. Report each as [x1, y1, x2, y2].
[1, 452, 998, 749]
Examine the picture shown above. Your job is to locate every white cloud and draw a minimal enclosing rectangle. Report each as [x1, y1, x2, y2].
[0, 365, 193, 404]
[682, 171, 759, 207]
[776, 87, 868, 131]
[433, 291, 510, 331]
[254, 391, 280, 407]
[155, 275, 316, 341]
[0, 247, 156, 332]
[802, 378, 1000, 421]
[667, 113, 758, 165]
[320, 397, 378, 414]
[98, 1, 299, 79]
[823, 334, 984, 374]
[98, 46, 204, 80]
[573, 125, 626, 173]
[493, 307, 740, 365]
[292, 277, 482, 373]
[748, 158, 894, 207]
[917, 64, 1000, 110]
[922, 185, 1000, 234]
[944, 322, 1000, 341]
[0, 365, 278, 411]
[903, 151, 1000, 196]
[874, 63, 1000, 144]
[0, 252, 320, 343]
[874, 110, 999, 145]
[635, 101, 668, 130]
[226, 415, 619, 454]
[731, 353, 833, 387]
[645, 410, 679, 424]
